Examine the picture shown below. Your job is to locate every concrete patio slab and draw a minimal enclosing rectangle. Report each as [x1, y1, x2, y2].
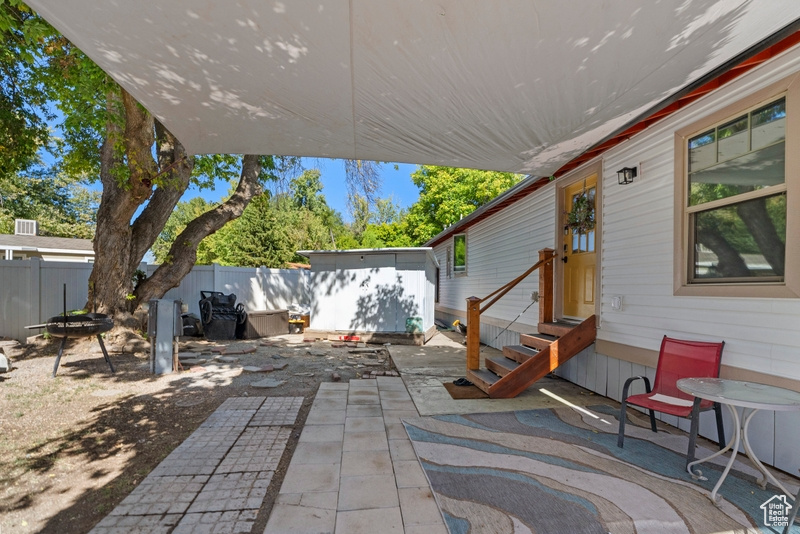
[340, 450, 393, 476]
[334, 507, 404, 534]
[337, 474, 399, 510]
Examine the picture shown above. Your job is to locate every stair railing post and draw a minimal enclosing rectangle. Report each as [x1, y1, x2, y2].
[538, 248, 555, 325]
[466, 296, 481, 371]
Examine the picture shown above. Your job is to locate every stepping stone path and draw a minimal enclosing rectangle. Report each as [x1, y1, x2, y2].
[242, 365, 274, 373]
[251, 378, 286, 388]
[350, 348, 380, 354]
[223, 346, 257, 355]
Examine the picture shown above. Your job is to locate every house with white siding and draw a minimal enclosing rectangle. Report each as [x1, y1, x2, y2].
[427, 34, 800, 473]
[0, 220, 94, 262]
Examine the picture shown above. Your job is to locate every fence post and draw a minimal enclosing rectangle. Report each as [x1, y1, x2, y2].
[213, 263, 221, 293]
[465, 296, 481, 371]
[30, 257, 41, 328]
[538, 248, 555, 325]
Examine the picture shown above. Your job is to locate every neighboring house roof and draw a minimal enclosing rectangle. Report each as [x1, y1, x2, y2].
[0, 234, 94, 254]
[426, 31, 800, 248]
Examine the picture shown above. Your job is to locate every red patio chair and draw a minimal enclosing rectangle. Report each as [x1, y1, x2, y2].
[617, 336, 726, 464]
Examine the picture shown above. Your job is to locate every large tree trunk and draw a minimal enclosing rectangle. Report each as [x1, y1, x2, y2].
[87, 88, 193, 338]
[87, 89, 142, 322]
[87, 88, 266, 343]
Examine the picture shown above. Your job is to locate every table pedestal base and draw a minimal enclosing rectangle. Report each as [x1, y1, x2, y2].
[687, 404, 793, 504]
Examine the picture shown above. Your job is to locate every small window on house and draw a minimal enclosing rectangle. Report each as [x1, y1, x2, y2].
[686, 97, 786, 283]
[453, 234, 467, 275]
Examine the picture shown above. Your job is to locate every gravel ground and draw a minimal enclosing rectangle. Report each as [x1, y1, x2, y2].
[0, 333, 397, 534]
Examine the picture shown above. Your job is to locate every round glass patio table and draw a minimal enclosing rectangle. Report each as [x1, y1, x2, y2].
[676, 377, 800, 504]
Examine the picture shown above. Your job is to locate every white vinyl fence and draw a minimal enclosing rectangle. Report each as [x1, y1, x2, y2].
[0, 259, 309, 342]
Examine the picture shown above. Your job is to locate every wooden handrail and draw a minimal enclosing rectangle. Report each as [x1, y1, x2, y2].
[479, 253, 557, 314]
[466, 248, 556, 370]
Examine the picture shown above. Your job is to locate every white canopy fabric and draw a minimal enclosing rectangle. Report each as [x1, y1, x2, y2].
[27, 1, 800, 176]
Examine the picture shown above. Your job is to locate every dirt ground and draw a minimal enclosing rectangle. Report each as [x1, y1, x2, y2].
[0, 332, 397, 534]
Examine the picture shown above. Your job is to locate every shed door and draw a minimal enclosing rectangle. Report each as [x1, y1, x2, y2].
[562, 174, 597, 319]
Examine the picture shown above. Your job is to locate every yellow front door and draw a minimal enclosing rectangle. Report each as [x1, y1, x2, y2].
[563, 174, 597, 319]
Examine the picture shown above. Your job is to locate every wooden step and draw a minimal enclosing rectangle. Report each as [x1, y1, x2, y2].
[466, 368, 500, 392]
[520, 333, 557, 350]
[488, 346, 552, 398]
[538, 320, 578, 337]
[485, 356, 521, 377]
[503, 344, 539, 364]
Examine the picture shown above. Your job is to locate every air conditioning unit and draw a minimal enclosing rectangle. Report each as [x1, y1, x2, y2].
[15, 219, 38, 236]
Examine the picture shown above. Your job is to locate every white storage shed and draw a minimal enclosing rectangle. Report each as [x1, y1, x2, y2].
[298, 248, 438, 344]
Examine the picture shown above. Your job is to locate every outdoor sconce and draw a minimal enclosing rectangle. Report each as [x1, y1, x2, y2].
[617, 166, 637, 185]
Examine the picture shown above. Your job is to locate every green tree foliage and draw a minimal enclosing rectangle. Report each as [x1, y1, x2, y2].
[212, 194, 298, 268]
[290, 169, 325, 213]
[0, 1, 52, 182]
[209, 190, 356, 267]
[0, 172, 98, 237]
[371, 196, 405, 225]
[151, 197, 216, 264]
[375, 166, 522, 245]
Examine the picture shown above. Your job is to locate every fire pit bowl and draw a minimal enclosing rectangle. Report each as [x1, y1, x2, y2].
[40, 312, 116, 377]
[45, 313, 114, 338]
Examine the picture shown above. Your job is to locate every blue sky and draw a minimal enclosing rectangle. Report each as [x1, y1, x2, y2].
[314, 159, 419, 219]
[185, 158, 420, 222]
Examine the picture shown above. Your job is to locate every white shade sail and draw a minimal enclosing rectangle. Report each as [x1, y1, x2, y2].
[27, 0, 800, 176]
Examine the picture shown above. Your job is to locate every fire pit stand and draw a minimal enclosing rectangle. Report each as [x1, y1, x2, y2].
[26, 285, 116, 377]
[48, 314, 115, 378]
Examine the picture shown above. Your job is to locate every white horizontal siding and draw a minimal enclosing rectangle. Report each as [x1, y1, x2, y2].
[599, 45, 800, 380]
[436, 183, 556, 340]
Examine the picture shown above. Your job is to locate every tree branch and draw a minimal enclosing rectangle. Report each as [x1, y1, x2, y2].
[128, 121, 193, 272]
[134, 155, 262, 304]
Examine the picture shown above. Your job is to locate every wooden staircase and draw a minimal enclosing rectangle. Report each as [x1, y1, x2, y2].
[467, 315, 596, 398]
[461, 248, 597, 399]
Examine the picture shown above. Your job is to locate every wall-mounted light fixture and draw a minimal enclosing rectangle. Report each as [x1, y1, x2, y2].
[617, 166, 637, 185]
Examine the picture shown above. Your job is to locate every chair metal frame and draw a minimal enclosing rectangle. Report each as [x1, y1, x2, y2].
[617, 336, 726, 465]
